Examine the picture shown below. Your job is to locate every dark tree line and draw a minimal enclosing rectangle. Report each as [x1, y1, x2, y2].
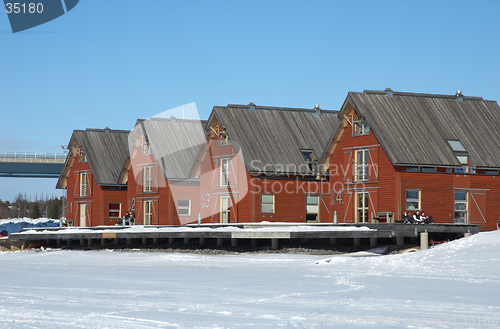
[0, 193, 65, 219]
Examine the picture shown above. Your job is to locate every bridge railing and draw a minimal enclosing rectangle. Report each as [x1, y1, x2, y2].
[0, 152, 67, 160]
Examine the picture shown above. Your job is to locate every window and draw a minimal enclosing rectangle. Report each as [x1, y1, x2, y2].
[143, 165, 153, 192]
[79, 172, 88, 197]
[355, 192, 369, 223]
[79, 152, 87, 162]
[353, 115, 369, 136]
[220, 196, 231, 223]
[178, 199, 191, 216]
[142, 141, 152, 155]
[447, 140, 466, 152]
[406, 189, 421, 211]
[109, 203, 121, 218]
[406, 166, 420, 172]
[354, 149, 369, 181]
[300, 149, 318, 172]
[220, 158, 231, 187]
[455, 191, 468, 223]
[421, 167, 436, 173]
[261, 194, 275, 214]
[306, 196, 319, 223]
[219, 131, 230, 146]
[144, 200, 152, 225]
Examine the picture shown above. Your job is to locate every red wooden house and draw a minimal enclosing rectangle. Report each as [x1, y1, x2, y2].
[56, 128, 130, 226]
[194, 104, 339, 223]
[318, 89, 500, 230]
[119, 118, 206, 225]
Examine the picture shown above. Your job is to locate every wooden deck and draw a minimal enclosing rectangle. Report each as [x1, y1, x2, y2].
[2, 223, 479, 251]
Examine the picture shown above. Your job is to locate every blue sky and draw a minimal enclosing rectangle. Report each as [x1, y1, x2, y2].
[1, 1, 500, 202]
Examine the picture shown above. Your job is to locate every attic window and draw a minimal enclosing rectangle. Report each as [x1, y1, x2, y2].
[79, 151, 87, 163]
[353, 115, 369, 136]
[219, 130, 230, 146]
[300, 149, 318, 172]
[143, 140, 152, 155]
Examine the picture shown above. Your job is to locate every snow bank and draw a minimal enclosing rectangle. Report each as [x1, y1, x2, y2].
[0, 218, 60, 235]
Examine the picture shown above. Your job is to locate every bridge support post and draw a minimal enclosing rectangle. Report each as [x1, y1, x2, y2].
[420, 231, 428, 250]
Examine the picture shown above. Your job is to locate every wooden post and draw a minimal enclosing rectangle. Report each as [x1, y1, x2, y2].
[114, 237, 119, 245]
[80, 238, 85, 246]
[271, 238, 279, 250]
[329, 238, 337, 245]
[464, 232, 472, 238]
[169, 237, 175, 244]
[420, 231, 428, 250]
[57, 239, 61, 246]
[199, 237, 206, 246]
[184, 237, 190, 245]
[126, 238, 132, 245]
[370, 237, 377, 247]
[153, 237, 159, 245]
[142, 238, 148, 245]
[88, 238, 93, 246]
[396, 236, 404, 247]
[353, 237, 361, 247]
[217, 238, 223, 247]
[251, 239, 257, 248]
[101, 238, 106, 246]
[231, 238, 238, 247]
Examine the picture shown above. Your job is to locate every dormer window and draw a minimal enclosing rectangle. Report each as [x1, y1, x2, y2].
[300, 149, 318, 172]
[353, 115, 369, 136]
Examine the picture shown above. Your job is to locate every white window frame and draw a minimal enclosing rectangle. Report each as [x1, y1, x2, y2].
[142, 140, 152, 155]
[353, 116, 369, 136]
[218, 131, 230, 146]
[79, 172, 88, 197]
[143, 165, 153, 192]
[261, 194, 275, 214]
[454, 191, 468, 223]
[306, 195, 319, 222]
[354, 149, 369, 182]
[178, 198, 191, 216]
[220, 158, 231, 187]
[406, 189, 421, 211]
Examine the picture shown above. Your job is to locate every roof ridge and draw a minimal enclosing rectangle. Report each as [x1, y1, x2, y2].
[359, 90, 484, 101]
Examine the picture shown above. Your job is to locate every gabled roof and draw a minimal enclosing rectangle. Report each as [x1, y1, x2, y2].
[321, 90, 500, 168]
[207, 104, 340, 175]
[56, 128, 130, 188]
[129, 118, 207, 180]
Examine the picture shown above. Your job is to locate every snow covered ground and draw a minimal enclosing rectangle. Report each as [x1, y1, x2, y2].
[1, 231, 499, 328]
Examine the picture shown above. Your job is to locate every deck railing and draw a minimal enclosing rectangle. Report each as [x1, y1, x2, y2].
[0, 152, 67, 163]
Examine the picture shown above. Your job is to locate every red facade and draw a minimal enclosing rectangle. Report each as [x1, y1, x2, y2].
[326, 107, 500, 230]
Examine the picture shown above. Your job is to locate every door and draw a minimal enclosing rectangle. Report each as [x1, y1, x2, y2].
[220, 196, 231, 223]
[79, 203, 87, 227]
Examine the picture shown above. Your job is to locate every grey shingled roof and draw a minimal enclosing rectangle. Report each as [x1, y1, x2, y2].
[130, 118, 207, 179]
[211, 105, 340, 174]
[344, 90, 500, 168]
[57, 128, 130, 188]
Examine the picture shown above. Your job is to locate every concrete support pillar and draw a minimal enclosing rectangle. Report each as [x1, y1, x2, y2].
[353, 237, 361, 247]
[184, 237, 190, 245]
[397, 236, 404, 247]
[88, 238, 93, 246]
[251, 239, 257, 248]
[168, 237, 175, 245]
[217, 238, 223, 247]
[199, 237, 206, 246]
[420, 232, 428, 250]
[329, 238, 337, 245]
[57, 239, 61, 246]
[126, 238, 132, 245]
[142, 238, 148, 245]
[464, 232, 472, 238]
[271, 238, 279, 250]
[231, 238, 238, 247]
[153, 237, 159, 245]
[370, 237, 377, 247]
[80, 238, 85, 246]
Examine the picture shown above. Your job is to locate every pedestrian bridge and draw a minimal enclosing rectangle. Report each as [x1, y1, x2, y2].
[0, 152, 66, 178]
